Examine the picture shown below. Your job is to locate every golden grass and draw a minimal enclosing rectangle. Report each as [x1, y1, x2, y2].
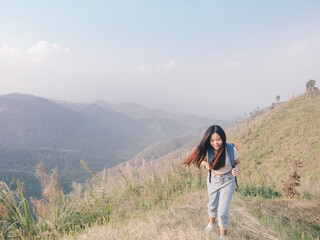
[227, 93, 320, 195]
[63, 190, 282, 240]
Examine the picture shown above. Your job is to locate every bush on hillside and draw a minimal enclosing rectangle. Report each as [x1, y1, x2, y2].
[281, 159, 303, 198]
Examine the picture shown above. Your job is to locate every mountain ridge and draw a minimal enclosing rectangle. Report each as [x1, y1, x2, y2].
[0, 93, 215, 197]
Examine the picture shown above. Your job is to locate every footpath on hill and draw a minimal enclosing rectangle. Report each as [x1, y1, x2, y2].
[63, 189, 281, 240]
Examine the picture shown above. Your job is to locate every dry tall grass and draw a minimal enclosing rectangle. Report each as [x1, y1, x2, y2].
[63, 190, 281, 240]
[226, 93, 320, 196]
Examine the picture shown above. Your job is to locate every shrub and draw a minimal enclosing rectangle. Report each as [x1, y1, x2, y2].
[281, 159, 303, 198]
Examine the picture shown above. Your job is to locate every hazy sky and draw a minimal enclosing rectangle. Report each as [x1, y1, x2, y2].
[1, 1, 320, 119]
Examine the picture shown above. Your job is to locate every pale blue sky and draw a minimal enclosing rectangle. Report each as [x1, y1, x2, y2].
[1, 0, 320, 118]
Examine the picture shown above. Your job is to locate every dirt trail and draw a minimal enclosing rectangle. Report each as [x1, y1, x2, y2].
[64, 190, 280, 240]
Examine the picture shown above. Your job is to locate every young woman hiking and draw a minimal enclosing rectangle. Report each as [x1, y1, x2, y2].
[184, 125, 241, 240]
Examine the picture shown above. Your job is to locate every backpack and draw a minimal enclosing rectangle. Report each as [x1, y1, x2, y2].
[207, 143, 238, 187]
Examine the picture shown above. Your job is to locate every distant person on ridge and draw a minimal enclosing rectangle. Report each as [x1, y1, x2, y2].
[184, 125, 241, 240]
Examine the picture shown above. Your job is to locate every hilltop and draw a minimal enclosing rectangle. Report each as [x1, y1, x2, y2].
[227, 92, 320, 195]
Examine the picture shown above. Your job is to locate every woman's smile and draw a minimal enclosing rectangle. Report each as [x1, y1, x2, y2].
[210, 133, 222, 150]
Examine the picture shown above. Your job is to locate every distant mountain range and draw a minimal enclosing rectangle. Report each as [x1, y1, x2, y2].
[0, 93, 224, 197]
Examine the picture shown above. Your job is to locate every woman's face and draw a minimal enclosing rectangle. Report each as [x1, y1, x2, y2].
[210, 133, 222, 151]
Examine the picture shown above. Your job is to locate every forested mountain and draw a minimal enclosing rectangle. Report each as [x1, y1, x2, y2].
[0, 93, 214, 197]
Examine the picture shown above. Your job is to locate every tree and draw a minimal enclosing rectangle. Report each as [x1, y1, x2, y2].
[305, 79, 316, 92]
[276, 95, 280, 105]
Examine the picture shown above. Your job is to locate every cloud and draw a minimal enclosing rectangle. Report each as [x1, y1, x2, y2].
[289, 37, 320, 54]
[154, 59, 177, 73]
[164, 59, 177, 70]
[138, 64, 146, 71]
[0, 44, 24, 67]
[27, 41, 70, 57]
[290, 40, 308, 53]
[0, 44, 22, 55]
[0, 41, 74, 86]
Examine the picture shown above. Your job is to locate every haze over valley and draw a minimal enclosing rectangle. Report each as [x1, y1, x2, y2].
[0, 92, 223, 197]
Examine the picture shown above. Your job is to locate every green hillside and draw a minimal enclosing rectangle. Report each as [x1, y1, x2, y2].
[227, 92, 320, 195]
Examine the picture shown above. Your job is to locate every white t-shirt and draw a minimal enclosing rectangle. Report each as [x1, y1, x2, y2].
[212, 146, 239, 175]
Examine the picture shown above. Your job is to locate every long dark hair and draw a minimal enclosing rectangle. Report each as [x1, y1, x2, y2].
[183, 125, 226, 169]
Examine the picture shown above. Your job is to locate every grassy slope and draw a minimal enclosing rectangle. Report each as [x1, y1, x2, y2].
[62, 93, 320, 240]
[227, 93, 320, 195]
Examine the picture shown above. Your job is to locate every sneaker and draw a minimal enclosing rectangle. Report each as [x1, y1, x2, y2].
[220, 235, 228, 240]
[205, 222, 216, 232]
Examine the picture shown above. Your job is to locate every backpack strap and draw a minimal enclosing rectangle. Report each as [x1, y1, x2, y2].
[226, 143, 239, 188]
[207, 146, 214, 183]
[226, 143, 235, 168]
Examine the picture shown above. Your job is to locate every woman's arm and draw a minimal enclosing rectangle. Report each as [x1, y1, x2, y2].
[231, 158, 241, 176]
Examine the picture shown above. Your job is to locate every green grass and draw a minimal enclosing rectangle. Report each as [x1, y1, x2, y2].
[237, 184, 282, 198]
[0, 180, 38, 239]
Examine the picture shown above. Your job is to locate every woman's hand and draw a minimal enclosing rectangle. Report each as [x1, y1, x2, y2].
[231, 168, 239, 176]
[202, 162, 211, 171]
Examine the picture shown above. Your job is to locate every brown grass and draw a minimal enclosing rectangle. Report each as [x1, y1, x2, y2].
[63, 190, 280, 240]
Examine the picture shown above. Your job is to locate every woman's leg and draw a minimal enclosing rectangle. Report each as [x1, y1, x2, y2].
[217, 179, 236, 234]
[209, 216, 216, 225]
[207, 181, 220, 221]
[220, 228, 227, 236]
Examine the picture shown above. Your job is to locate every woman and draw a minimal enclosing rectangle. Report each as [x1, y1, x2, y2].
[184, 125, 241, 240]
